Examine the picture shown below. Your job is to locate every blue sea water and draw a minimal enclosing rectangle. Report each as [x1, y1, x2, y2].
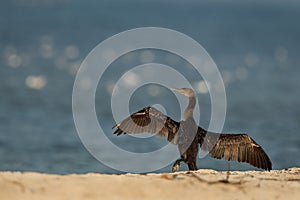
[0, 0, 300, 174]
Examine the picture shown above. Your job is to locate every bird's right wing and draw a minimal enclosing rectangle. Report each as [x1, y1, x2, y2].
[112, 107, 180, 144]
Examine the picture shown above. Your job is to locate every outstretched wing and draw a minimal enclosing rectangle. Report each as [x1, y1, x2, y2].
[198, 127, 272, 170]
[112, 107, 180, 144]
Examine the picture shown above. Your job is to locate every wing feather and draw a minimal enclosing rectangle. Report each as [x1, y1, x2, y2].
[112, 107, 180, 144]
[198, 128, 272, 170]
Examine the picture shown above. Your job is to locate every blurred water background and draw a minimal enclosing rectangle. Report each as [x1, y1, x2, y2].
[1, 0, 300, 174]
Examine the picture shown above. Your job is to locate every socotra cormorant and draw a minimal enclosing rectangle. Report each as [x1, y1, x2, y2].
[113, 88, 272, 172]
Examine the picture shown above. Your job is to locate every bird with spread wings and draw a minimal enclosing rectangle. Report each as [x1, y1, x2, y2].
[113, 88, 272, 172]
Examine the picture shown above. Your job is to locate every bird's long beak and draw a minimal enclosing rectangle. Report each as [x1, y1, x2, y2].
[170, 88, 186, 96]
[170, 88, 180, 92]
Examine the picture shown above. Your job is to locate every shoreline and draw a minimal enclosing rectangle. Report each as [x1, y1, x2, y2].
[1, 168, 300, 200]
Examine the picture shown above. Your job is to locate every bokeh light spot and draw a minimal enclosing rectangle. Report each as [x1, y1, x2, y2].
[25, 75, 47, 89]
[245, 53, 259, 67]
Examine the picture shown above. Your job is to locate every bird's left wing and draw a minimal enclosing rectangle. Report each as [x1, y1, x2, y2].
[112, 106, 180, 144]
[198, 127, 272, 170]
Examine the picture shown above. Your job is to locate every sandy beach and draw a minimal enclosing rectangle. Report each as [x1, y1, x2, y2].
[1, 168, 300, 200]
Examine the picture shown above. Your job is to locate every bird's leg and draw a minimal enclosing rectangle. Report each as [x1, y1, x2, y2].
[226, 162, 231, 181]
[172, 158, 183, 172]
[188, 162, 197, 171]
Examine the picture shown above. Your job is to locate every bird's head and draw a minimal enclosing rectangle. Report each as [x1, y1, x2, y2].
[170, 87, 196, 97]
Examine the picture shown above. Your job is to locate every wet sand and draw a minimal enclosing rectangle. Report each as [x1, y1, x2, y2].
[1, 168, 300, 200]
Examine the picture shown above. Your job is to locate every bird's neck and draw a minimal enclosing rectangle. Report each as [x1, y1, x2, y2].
[184, 96, 196, 120]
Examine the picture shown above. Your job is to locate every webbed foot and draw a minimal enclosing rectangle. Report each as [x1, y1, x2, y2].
[172, 159, 183, 172]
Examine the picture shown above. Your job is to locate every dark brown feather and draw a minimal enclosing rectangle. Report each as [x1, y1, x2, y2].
[199, 131, 272, 170]
[112, 107, 180, 144]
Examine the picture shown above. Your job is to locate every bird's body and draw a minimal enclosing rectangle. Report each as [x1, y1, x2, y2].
[113, 88, 272, 172]
[175, 90, 199, 171]
[177, 117, 199, 170]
